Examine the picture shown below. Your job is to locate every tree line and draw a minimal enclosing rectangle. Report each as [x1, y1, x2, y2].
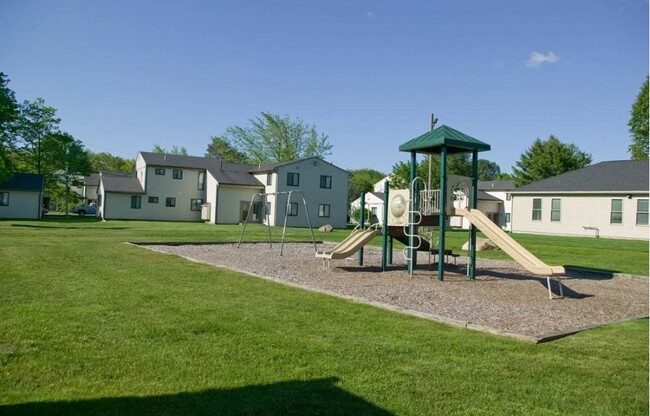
[2, 69, 646, 209]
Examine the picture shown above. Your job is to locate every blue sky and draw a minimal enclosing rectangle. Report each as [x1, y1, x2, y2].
[1, 0, 647, 174]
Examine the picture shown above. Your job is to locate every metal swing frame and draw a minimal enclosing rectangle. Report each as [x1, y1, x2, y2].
[237, 190, 317, 256]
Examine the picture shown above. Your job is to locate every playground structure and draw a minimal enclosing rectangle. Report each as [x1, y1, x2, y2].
[315, 224, 382, 266]
[315, 123, 566, 299]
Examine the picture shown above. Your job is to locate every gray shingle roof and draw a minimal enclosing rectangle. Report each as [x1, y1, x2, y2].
[101, 174, 145, 194]
[0, 173, 44, 191]
[139, 152, 262, 187]
[513, 160, 649, 193]
[85, 171, 130, 186]
[477, 190, 501, 201]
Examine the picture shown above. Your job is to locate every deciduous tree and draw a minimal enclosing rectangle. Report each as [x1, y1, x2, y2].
[512, 135, 591, 187]
[0, 72, 19, 182]
[153, 144, 188, 155]
[218, 112, 332, 164]
[628, 76, 648, 160]
[206, 136, 250, 163]
[389, 155, 502, 188]
[87, 151, 134, 173]
[348, 168, 386, 203]
[18, 98, 61, 174]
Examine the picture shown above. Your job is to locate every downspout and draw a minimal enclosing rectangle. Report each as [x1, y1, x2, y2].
[214, 185, 219, 224]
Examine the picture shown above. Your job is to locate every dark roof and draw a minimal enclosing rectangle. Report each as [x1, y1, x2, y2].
[139, 152, 262, 187]
[0, 173, 44, 191]
[513, 160, 649, 193]
[477, 190, 501, 201]
[399, 125, 491, 155]
[478, 180, 515, 191]
[101, 173, 145, 194]
[85, 171, 131, 187]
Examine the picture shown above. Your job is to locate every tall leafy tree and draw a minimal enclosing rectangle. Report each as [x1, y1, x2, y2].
[153, 144, 188, 155]
[40, 132, 91, 189]
[219, 112, 332, 164]
[477, 159, 501, 181]
[348, 168, 386, 203]
[512, 135, 591, 187]
[0, 73, 20, 182]
[87, 151, 134, 173]
[390, 155, 501, 188]
[628, 76, 648, 160]
[206, 136, 250, 163]
[18, 98, 61, 174]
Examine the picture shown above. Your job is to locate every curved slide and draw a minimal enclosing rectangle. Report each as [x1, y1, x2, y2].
[455, 208, 565, 276]
[315, 228, 382, 262]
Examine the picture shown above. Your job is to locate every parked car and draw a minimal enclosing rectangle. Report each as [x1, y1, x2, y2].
[72, 204, 97, 216]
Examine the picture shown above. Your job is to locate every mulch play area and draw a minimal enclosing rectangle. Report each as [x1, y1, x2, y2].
[141, 242, 648, 343]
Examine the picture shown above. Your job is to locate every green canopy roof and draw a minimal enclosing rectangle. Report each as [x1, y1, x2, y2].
[399, 124, 491, 155]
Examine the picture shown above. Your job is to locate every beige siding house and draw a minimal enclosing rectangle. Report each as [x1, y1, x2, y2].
[510, 160, 649, 240]
[253, 158, 350, 229]
[95, 152, 349, 228]
[0, 173, 44, 220]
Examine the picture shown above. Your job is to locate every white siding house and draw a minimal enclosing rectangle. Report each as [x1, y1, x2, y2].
[95, 152, 349, 228]
[510, 160, 649, 240]
[254, 158, 350, 229]
[0, 173, 44, 220]
[350, 192, 384, 224]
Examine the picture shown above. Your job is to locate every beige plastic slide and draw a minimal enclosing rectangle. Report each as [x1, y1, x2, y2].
[455, 208, 565, 276]
[315, 227, 382, 263]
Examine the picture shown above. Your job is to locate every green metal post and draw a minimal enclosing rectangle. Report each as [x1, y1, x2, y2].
[408, 151, 417, 274]
[358, 192, 365, 266]
[437, 146, 447, 281]
[381, 181, 389, 271]
[469, 150, 478, 280]
[388, 237, 393, 264]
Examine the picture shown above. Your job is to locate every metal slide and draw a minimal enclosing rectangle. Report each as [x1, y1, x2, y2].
[315, 226, 382, 265]
[455, 208, 565, 276]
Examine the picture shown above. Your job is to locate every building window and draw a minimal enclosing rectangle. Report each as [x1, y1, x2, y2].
[198, 171, 205, 190]
[319, 204, 330, 217]
[131, 196, 141, 209]
[266, 202, 271, 216]
[287, 172, 299, 187]
[97, 194, 102, 207]
[320, 175, 332, 189]
[155, 168, 165, 175]
[505, 213, 511, 223]
[287, 202, 298, 216]
[636, 199, 648, 226]
[532, 198, 542, 221]
[148, 196, 159, 204]
[173, 169, 183, 180]
[191, 198, 203, 211]
[506, 193, 512, 201]
[550, 199, 561, 222]
[0, 192, 8, 206]
[371, 207, 377, 218]
[266, 173, 272, 186]
[166, 197, 176, 207]
[610, 199, 623, 224]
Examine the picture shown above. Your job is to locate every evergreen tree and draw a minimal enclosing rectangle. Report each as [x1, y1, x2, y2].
[512, 135, 591, 187]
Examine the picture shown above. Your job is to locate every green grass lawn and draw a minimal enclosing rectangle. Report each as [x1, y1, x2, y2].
[0, 218, 648, 415]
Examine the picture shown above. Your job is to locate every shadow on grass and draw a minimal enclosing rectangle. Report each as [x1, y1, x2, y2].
[0, 377, 393, 416]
